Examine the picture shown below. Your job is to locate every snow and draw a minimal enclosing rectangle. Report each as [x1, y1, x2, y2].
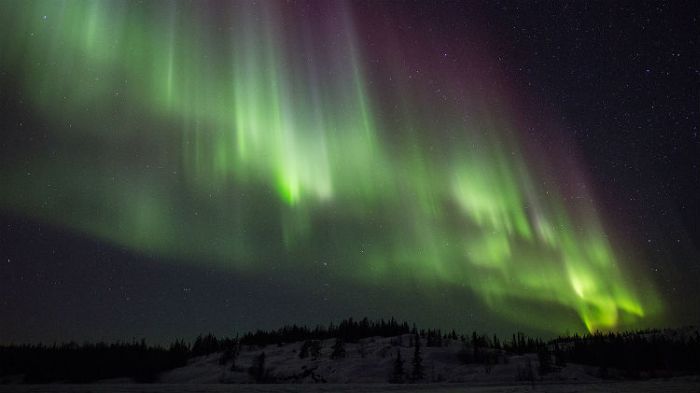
[154, 334, 698, 389]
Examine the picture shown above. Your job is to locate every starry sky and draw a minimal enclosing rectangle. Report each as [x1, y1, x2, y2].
[1, 1, 698, 344]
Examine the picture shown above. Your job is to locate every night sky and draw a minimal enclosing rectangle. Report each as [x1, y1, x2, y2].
[1, 1, 698, 344]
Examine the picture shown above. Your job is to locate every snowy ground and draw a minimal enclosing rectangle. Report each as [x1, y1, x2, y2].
[160, 335, 595, 384]
[1, 379, 699, 393]
[157, 334, 649, 385]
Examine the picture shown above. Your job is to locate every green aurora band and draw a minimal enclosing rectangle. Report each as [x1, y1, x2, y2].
[0, 1, 660, 333]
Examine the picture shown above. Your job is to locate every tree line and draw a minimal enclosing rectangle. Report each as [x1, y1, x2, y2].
[1, 318, 698, 383]
[548, 330, 700, 378]
[0, 339, 189, 383]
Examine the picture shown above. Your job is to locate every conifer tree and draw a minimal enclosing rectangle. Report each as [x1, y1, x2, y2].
[411, 334, 424, 382]
[331, 337, 346, 359]
[299, 340, 311, 359]
[248, 352, 266, 383]
[472, 331, 480, 362]
[390, 349, 405, 383]
[309, 340, 322, 360]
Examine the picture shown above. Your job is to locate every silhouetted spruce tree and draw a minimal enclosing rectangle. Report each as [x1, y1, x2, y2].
[390, 349, 405, 383]
[411, 334, 424, 382]
[299, 340, 311, 359]
[472, 331, 481, 362]
[426, 329, 443, 347]
[553, 342, 566, 368]
[309, 340, 322, 360]
[219, 338, 240, 369]
[192, 333, 220, 357]
[248, 352, 267, 383]
[331, 338, 346, 359]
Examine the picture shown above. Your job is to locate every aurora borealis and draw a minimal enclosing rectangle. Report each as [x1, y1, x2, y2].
[1, 1, 698, 342]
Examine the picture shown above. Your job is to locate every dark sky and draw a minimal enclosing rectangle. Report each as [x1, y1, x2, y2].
[485, 0, 700, 313]
[1, 1, 698, 344]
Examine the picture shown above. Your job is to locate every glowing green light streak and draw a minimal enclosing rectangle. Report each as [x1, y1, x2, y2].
[0, 0, 661, 333]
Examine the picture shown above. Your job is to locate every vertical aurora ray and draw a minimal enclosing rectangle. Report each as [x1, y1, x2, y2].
[0, 0, 660, 333]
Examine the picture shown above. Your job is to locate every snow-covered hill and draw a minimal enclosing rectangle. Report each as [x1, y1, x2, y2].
[160, 334, 596, 384]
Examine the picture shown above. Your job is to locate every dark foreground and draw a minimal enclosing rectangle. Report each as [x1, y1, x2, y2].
[1, 380, 700, 393]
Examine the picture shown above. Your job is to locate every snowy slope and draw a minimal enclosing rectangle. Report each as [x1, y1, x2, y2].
[160, 334, 597, 384]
